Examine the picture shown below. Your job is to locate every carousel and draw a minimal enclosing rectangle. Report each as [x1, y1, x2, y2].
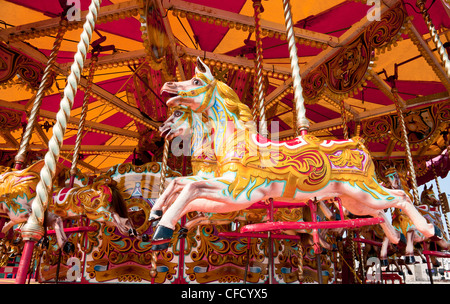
[0, 0, 449, 285]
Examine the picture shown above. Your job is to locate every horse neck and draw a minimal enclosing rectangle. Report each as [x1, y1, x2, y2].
[190, 111, 210, 157]
[205, 97, 249, 161]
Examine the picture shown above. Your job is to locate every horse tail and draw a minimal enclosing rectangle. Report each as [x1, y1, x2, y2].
[108, 181, 129, 218]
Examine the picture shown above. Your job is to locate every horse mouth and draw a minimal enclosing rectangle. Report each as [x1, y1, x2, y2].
[160, 89, 178, 99]
[160, 88, 181, 106]
[160, 127, 171, 139]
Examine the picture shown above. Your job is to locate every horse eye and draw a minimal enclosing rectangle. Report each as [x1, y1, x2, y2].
[193, 79, 201, 85]
[175, 111, 182, 117]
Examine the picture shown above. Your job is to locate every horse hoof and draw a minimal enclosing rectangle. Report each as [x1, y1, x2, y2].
[434, 225, 443, 240]
[380, 259, 389, 267]
[149, 210, 163, 227]
[63, 242, 76, 254]
[152, 243, 169, 251]
[404, 256, 415, 264]
[178, 227, 188, 239]
[151, 225, 173, 245]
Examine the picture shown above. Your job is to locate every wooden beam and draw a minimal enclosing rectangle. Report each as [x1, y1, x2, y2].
[277, 90, 449, 138]
[407, 21, 450, 93]
[154, 0, 186, 80]
[60, 153, 100, 173]
[59, 49, 147, 72]
[79, 77, 160, 131]
[181, 47, 292, 75]
[0, 132, 19, 148]
[162, 0, 340, 46]
[263, 0, 401, 107]
[0, 0, 142, 42]
[0, 144, 135, 153]
[0, 99, 141, 140]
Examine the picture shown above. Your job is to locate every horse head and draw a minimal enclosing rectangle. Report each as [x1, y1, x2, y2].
[420, 184, 441, 207]
[160, 57, 217, 112]
[159, 106, 193, 141]
[384, 167, 401, 190]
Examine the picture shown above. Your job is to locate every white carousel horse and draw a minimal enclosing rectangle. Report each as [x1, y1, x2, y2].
[381, 168, 449, 265]
[155, 107, 344, 251]
[151, 57, 435, 248]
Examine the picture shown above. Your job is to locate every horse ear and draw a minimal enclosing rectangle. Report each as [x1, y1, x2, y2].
[195, 57, 214, 82]
[196, 57, 207, 73]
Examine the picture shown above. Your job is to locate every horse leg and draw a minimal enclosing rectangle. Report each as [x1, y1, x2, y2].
[46, 213, 74, 254]
[393, 199, 435, 239]
[2, 220, 20, 234]
[380, 237, 390, 266]
[152, 178, 266, 247]
[339, 194, 401, 244]
[404, 230, 416, 264]
[149, 176, 200, 222]
[111, 212, 135, 236]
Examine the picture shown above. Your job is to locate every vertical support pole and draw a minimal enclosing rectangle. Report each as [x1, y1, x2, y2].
[15, 241, 35, 284]
[340, 100, 349, 140]
[16, 0, 102, 284]
[69, 55, 98, 187]
[14, 19, 67, 170]
[253, 0, 267, 138]
[424, 243, 434, 284]
[310, 198, 323, 284]
[243, 237, 251, 284]
[431, 164, 450, 239]
[392, 86, 420, 204]
[267, 198, 274, 284]
[416, 0, 450, 79]
[281, 0, 309, 135]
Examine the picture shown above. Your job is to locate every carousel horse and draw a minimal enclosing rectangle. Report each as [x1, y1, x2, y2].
[0, 160, 46, 235]
[47, 179, 137, 249]
[152, 106, 217, 220]
[150, 57, 436, 249]
[382, 168, 449, 265]
[0, 160, 138, 251]
[157, 107, 344, 251]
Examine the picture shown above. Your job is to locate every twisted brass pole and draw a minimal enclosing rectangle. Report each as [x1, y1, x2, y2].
[14, 19, 67, 169]
[416, 0, 450, 79]
[253, 0, 267, 137]
[282, 0, 309, 135]
[69, 55, 98, 186]
[392, 87, 420, 204]
[340, 100, 349, 140]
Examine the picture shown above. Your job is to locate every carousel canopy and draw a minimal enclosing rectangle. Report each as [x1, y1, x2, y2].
[0, 0, 449, 185]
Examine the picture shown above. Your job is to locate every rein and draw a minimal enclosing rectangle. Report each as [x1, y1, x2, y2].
[178, 74, 217, 113]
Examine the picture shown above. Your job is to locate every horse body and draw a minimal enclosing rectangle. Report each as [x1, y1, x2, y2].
[0, 160, 137, 250]
[152, 57, 435, 247]
[0, 161, 45, 234]
[382, 168, 449, 264]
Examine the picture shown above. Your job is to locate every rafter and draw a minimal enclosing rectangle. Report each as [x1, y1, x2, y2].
[0, 0, 142, 42]
[263, 0, 401, 108]
[161, 0, 340, 47]
[0, 99, 140, 140]
[0, 143, 135, 153]
[406, 21, 450, 93]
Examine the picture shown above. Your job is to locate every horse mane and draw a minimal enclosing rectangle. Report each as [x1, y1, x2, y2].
[109, 181, 129, 218]
[216, 81, 257, 131]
